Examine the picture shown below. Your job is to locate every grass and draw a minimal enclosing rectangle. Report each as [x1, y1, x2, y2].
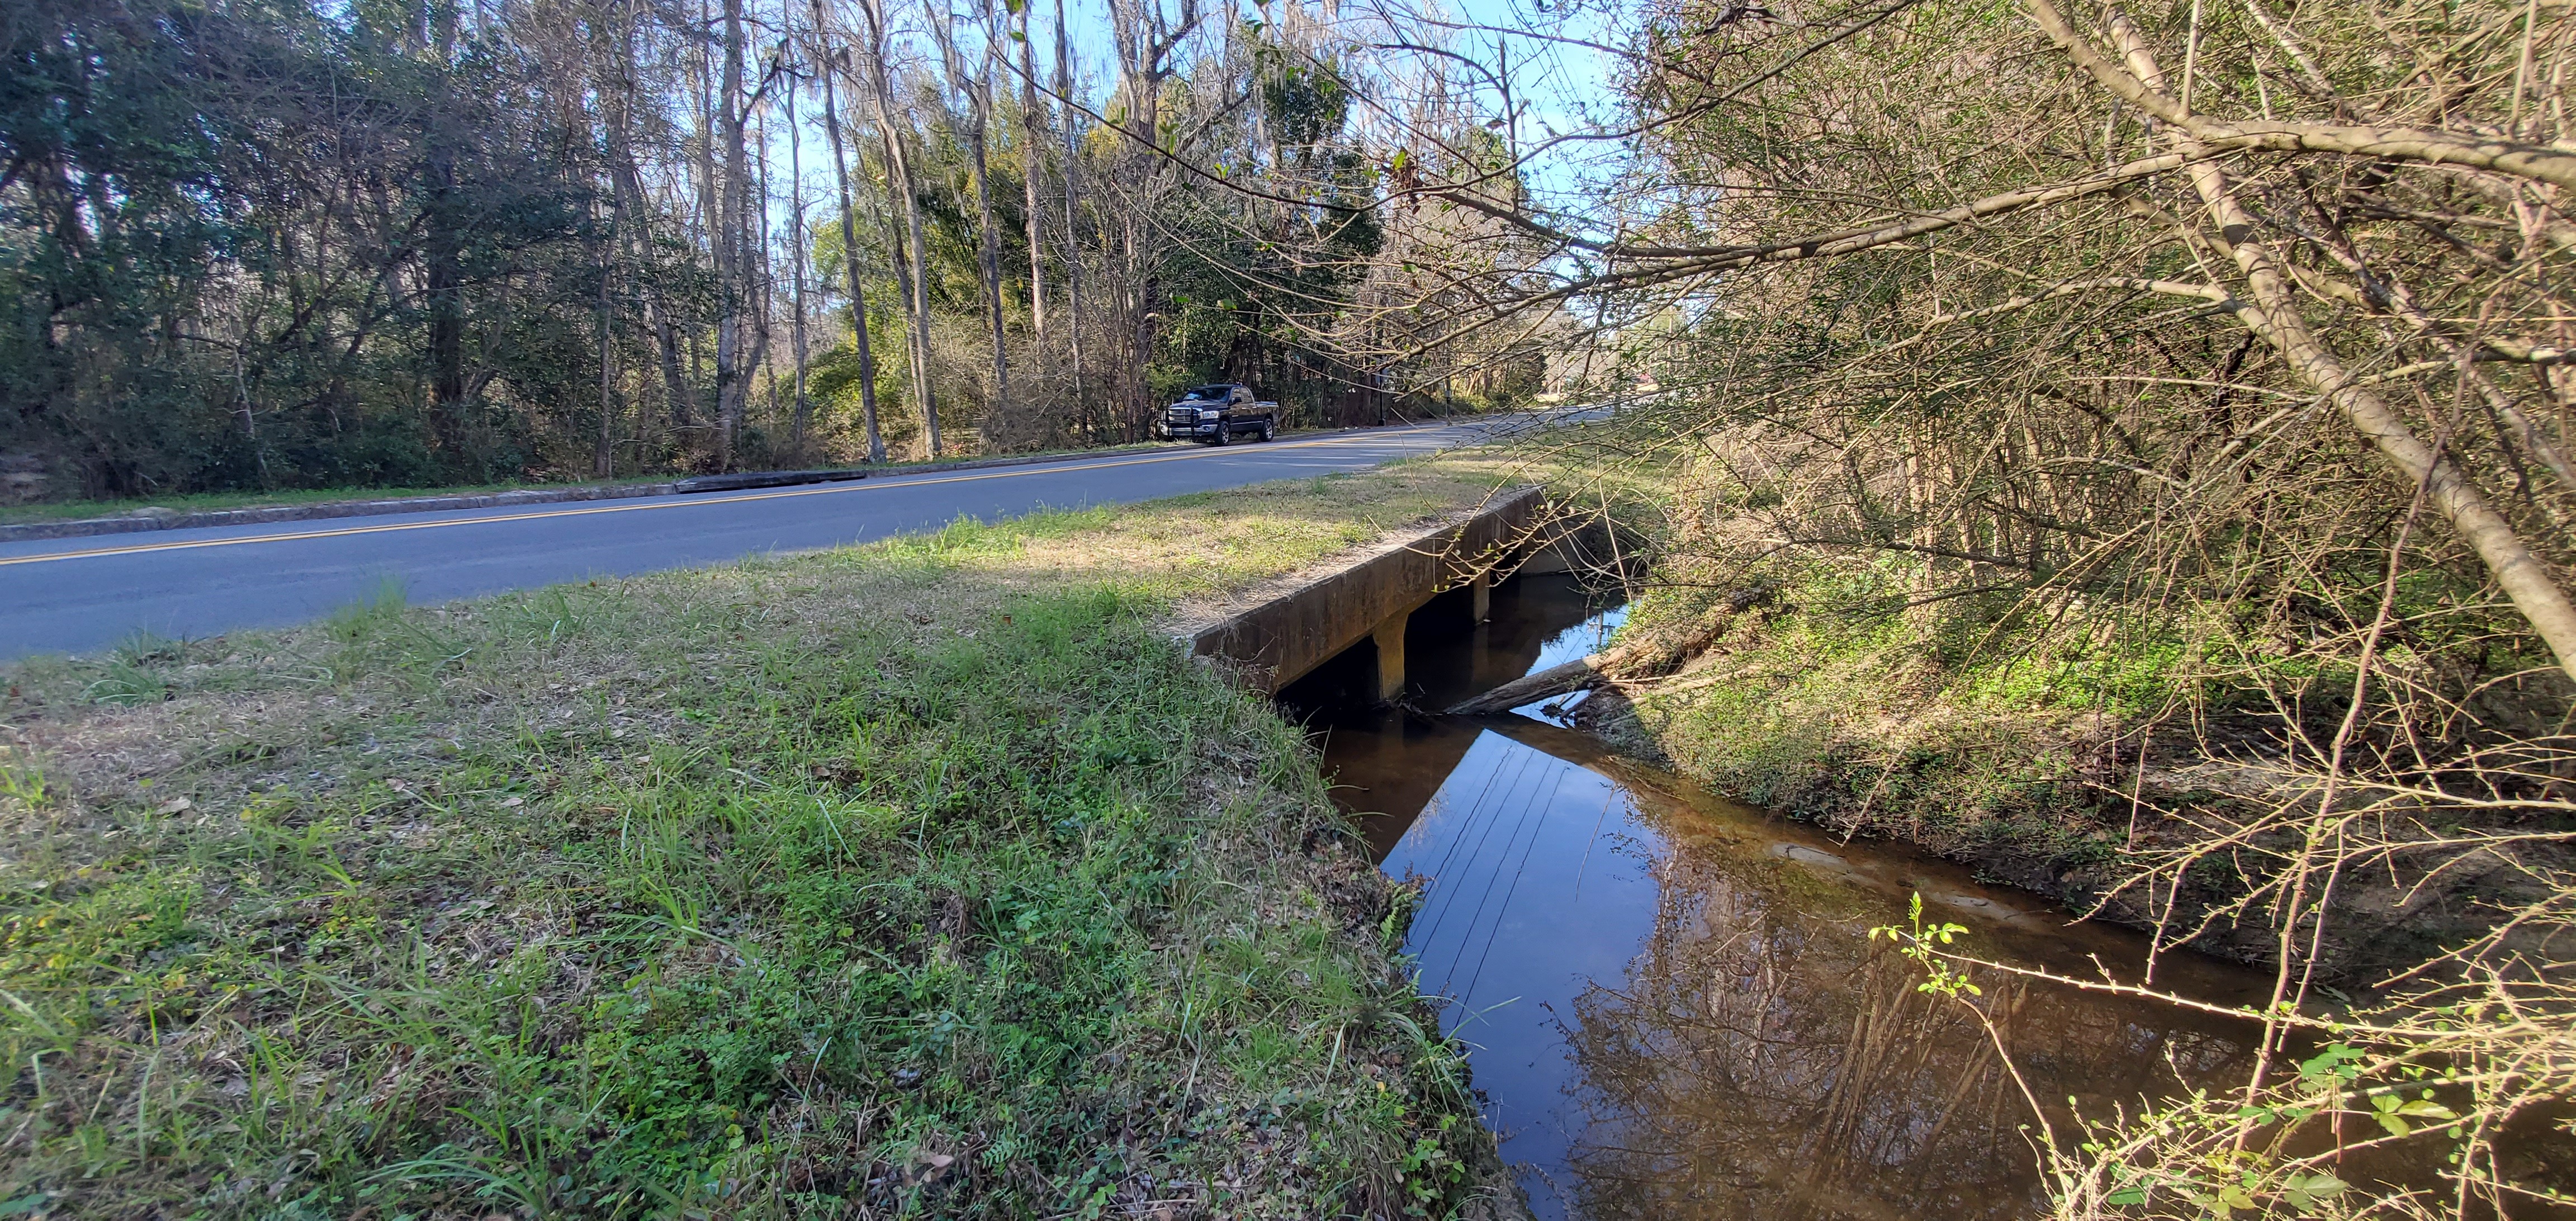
[1594, 554, 2161, 880]
[0, 458, 1527, 1218]
[1585, 548, 2314, 960]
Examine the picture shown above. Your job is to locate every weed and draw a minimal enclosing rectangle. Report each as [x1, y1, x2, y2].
[324, 576, 408, 642]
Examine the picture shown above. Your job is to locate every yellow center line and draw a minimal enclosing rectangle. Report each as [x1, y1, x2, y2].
[0, 427, 1452, 569]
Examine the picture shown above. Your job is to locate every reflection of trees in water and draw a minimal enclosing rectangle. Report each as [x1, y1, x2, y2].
[1559, 850, 2260, 1221]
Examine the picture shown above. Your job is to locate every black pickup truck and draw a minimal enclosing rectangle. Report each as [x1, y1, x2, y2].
[1160, 383, 1279, 444]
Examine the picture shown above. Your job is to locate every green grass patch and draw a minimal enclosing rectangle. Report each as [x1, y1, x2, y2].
[1606, 556, 2162, 860]
[0, 461, 1524, 1218]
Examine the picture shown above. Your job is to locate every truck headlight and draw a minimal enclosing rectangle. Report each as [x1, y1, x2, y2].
[1198, 410, 1221, 420]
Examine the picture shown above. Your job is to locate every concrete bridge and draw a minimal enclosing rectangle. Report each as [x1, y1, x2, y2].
[1178, 485, 1589, 699]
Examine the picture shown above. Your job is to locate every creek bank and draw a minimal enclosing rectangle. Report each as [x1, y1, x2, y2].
[1415, 586, 2253, 961]
[1548, 617, 2551, 981]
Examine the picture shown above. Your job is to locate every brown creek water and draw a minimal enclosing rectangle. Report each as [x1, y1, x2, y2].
[1278, 574, 2292, 1221]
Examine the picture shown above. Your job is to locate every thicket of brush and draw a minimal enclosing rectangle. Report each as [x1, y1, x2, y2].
[1474, 0, 2576, 1212]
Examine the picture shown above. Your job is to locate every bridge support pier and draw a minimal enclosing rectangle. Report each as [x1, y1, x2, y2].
[1469, 572, 1491, 623]
[1372, 610, 1410, 702]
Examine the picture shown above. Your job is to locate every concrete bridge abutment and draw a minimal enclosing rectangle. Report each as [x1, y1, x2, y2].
[1176, 486, 1595, 701]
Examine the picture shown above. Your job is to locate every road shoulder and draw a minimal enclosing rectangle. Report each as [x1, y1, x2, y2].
[0, 426, 1455, 545]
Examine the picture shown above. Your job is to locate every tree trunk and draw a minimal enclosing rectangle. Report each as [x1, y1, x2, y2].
[813, 4, 887, 463]
[598, 7, 647, 479]
[1020, 3, 1047, 360]
[597, 210, 617, 479]
[425, 152, 467, 467]
[859, 0, 943, 457]
[714, 0, 752, 470]
[973, 33, 1011, 420]
[1121, 212, 1154, 439]
[1054, 0, 1090, 434]
[613, 50, 690, 441]
[1104, 0, 1190, 440]
[879, 174, 934, 455]
[749, 95, 776, 455]
[784, 52, 813, 462]
[657, 307, 692, 433]
[688, 0, 723, 455]
[934, 4, 1010, 420]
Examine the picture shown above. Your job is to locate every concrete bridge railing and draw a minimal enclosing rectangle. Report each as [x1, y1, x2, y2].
[1176, 485, 1573, 698]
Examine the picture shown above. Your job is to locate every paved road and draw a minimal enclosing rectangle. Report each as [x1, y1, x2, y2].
[0, 420, 1521, 659]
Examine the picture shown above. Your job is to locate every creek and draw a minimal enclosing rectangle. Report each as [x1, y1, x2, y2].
[1277, 573, 2286, 1221]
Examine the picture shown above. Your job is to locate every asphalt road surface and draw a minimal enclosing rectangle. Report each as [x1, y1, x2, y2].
[0, 419, 1523, 660]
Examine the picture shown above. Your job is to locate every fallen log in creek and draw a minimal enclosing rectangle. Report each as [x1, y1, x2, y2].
[1447, 656, 1604, 714]
[1447, 585, 1771, 716]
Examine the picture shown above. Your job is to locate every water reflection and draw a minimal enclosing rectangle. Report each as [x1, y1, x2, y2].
[1546, 760, 2264, 1220]
[1281, 575, 2276, 1221]
[1287, 573, 1623, 858]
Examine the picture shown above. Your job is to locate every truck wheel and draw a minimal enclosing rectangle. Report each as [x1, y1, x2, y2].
[1259, 418, 1275, 442]
[1210, 424, 1229, 446]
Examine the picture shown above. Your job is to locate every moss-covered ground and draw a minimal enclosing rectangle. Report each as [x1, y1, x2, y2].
[0, 461, 1528, 1218]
